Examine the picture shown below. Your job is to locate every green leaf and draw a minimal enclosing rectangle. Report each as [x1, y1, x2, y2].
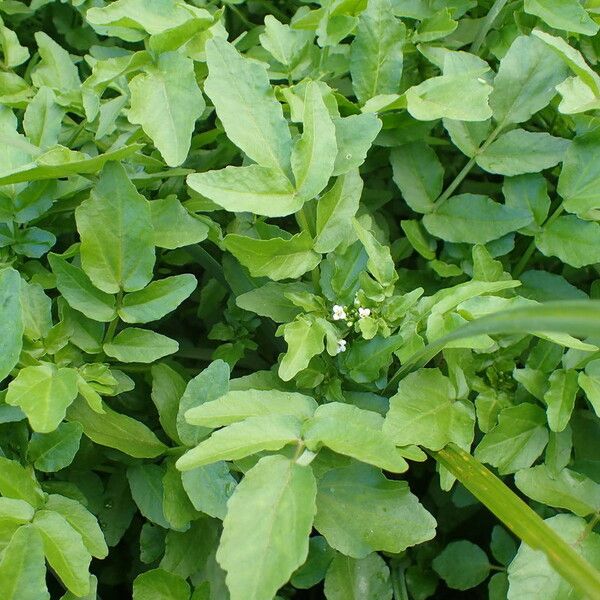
[150, 196, 209, 249]
[127, 464, 169, 529]
[432, 541, 490, 590]
[177, 360, 230, 446]
[544, 369, 578, 432]
[128, 52, 204, 167]
[444, 117, 490, 157]
[557, 132, 600, 218]
[159, 519, 218, 580]
[223, 231, 320, 281]
[533, 29, 600, 96]
[536, 215, 600, 268]
[350, 0, 404, 105]
[503, 173, 550, 228]
[181, 462, 236, 520]
[103, 328, 179, 363]
[314, 170, 362, 253]
[474, 404, 549, 474]
[402, 220, 436, 259]
[259, 15, 312, 67]
[394, 300, 600, 381]
[0, 144, 142, 186]
[515, 465, 600, 517]
[12, 226, 55, 258]
[383, 368, 474, 451]
[314, 464, 436, 558]
[342, 334, 404, 383]
[524, 0, 599, 36]
[352, 218, 397, 286]
[490, 526, 517, 566]
[324, 553, 392, 600]
[23, 87, 63, 149]
[185, 389, 317, 427]
[332, 114, 381, 176]
[147, 10, 213, 54]
[45, 494, 108, 559]
[27, 422, 82, 472]
[75, 162, 155, 294]
[86, 0, 196, 40]
[187, 164, 298, 217]
[66, 396, 167, 458]
[391, 142, 443, 213]
[31, 32, 80, 94]
[151, 363, 186, 443]
[217, 455, 316, 600]
[0, 268, 23, 383]
[0, 526, 49, 600]
[278, 315, 325, 381]
[423, 194, 532, 244]
[405, 73, 492, 121]
[0, 17, 29, 68]
[413, 8, 457, 42]
[579, 371, 600, 417]
[291, 536, 334, 589]
[204, 38, 292, 174]
[59, 576, 98, 600]
[476, 130, 569, 176]
[0, 498, 34, 523]
[6, 364, 78, 433]
[0, 457, 44, 507]
[291, 82, 337, 201]
[304, 403, 408, 473]
[236, 281, 306, 323]
[489, 34, 568, 125]
[95, 472, 137, 547]
[177, 414, 302, 470]
[162, 459, 200, 530]
[507, 514, 600, 598]
[119, 274, 197, 323]
[133, 568, 190, 600]
[48, 254, 116, 322]
[33, 510, 91, 597]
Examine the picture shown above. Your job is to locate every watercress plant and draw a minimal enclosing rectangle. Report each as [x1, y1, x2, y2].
[1, 0, 600, 599]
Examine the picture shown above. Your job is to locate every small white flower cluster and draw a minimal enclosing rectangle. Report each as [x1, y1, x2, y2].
[332, 304, 372, 323]
[331, 301, 373, 355]
[332, 304, 347, 321]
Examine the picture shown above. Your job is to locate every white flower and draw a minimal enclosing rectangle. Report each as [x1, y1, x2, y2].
[336, 339, 347, 354]
[358, 307, 371, 318]
[332, 304, 347, 321]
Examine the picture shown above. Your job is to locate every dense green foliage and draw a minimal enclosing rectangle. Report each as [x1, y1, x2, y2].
[1, 0, 600, 598]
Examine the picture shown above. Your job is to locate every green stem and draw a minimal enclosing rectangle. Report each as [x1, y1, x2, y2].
[103, 292, 122, 345]
[432, 445, 600, 600]
[512, 240, 537, 279]
[579, 513, 600, 544]
[390, 562, 409, 600]
[513, 201, 564, 278]
[470, 0, 509, 54]
[434, 124, 504, 210]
